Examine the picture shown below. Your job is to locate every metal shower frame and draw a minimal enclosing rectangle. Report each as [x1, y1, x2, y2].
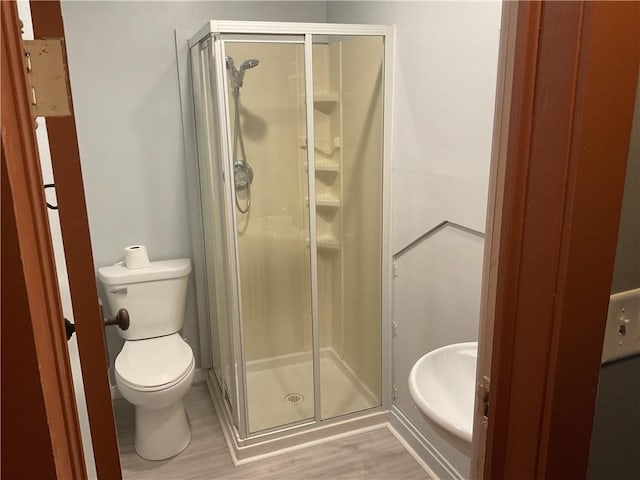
[187, 20, 395, 449]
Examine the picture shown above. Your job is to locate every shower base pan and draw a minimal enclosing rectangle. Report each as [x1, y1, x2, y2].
[246, 348, 379, 432]
[206, 349, 388, 464]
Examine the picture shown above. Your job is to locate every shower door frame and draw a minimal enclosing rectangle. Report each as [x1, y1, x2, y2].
[189, 20, 395, 444]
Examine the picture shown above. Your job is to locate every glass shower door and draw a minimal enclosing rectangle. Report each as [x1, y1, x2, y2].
[191, 38, 238, 425]
[221, 38, 315, 434]
[312, 35, 384, 419]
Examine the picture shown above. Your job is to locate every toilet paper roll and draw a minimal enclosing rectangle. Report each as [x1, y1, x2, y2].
[124, 245, 150, 269]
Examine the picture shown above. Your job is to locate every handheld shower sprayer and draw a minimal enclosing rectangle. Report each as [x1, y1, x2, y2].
[225, 55, 260, 213]
[226, 56, 260, 89]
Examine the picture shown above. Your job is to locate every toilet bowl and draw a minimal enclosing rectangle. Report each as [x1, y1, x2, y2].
[98, 256, 193, 461]
[115, 333, 195, 460]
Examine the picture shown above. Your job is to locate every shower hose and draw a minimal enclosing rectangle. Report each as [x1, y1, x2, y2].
[232, 86, 251, 214]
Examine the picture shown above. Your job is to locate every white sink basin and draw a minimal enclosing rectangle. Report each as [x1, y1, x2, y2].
[408, 342, 478, 443]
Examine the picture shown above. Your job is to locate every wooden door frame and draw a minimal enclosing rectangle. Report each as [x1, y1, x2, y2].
[26, 1, 124, 478]
[475, 1, 640, 478]
[1, 2, 86, 478]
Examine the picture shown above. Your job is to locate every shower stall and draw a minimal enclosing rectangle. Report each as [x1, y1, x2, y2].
[188, 21, 394, 456]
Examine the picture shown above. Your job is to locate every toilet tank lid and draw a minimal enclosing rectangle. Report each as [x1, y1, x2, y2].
[98, 259, 191, 285]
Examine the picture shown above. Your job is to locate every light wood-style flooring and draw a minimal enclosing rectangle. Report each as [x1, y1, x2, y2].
[115, 382, 429, 479]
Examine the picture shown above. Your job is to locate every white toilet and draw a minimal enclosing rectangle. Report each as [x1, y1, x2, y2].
[98, 257, 195, 461]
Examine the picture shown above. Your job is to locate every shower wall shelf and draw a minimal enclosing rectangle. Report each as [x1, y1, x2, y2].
[317, 237, 340, 250]
[313, 91, 339, 104]
[305, 195, 340, 208]
[300, 92, 339, 104]
[306, 236, 340, 250]
[316, 196, 340, 208]
[308, 160, 340, 173]
[299, 136, 341, 157]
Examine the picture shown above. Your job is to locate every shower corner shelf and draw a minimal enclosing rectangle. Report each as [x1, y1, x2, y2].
[299, 136, 341, 157]
[306, 236, 340, 250]
[304, 160, 340, 174]
[300, 92, 339, 106]
[305, 195, 340, 208]
[317, 236, 340, 250]
[313, 91, 339, 104]
[316, 196, 340, 208]
[315, 161, 340, 173]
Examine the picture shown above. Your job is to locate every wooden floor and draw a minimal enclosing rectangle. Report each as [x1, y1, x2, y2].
[115, 382, 429, 479]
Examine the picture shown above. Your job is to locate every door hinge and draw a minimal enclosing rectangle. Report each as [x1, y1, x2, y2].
[392, 384, 398, 401]
[478, 376, 490, 423]
[392, 321, 398, 337]
[23, 39, 72, 117]
[392, 260, 399, 278]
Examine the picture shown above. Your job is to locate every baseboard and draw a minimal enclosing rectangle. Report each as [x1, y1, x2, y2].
[389, 406, 463, 480]
[110, 367, 208, 399]
[193, 368, 208, 384]
[387, 423, 440, 479]
[110, 385, 120, 400]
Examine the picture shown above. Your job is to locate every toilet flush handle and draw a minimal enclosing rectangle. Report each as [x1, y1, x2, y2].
[104, 308, 130, 331]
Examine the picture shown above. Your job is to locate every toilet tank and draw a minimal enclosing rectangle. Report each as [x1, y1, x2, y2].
[98, 259, 191, 341]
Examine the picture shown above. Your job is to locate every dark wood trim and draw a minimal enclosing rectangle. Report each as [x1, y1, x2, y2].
[483, 4, 542, 475]
[29, 1, 123, 478]
[471, 1, 519, 474]
[485, 1, 640, 478]
[538, 2, 640, 476]
[1, 1, 86, 478]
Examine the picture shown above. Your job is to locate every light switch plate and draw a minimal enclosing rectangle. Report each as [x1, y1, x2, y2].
[601, 288, 640, 364]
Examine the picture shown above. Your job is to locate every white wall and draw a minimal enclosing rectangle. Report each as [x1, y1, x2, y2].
[610, 76, 640, 295]
[393, 226, 484, 477]
[60, 1, 327, 379]
[588, 76, 640, 480]
[327, 2, 502, 478]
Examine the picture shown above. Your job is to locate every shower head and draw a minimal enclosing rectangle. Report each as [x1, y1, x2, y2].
[237, 59, 259, 87]
[241, 59, 259, 70]
[226, 56, 259, 89]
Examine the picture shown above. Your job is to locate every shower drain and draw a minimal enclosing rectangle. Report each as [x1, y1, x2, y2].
[284, 393, 304, 404]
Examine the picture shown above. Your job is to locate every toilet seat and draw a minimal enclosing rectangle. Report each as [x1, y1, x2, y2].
[115, 333, 194, 392]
